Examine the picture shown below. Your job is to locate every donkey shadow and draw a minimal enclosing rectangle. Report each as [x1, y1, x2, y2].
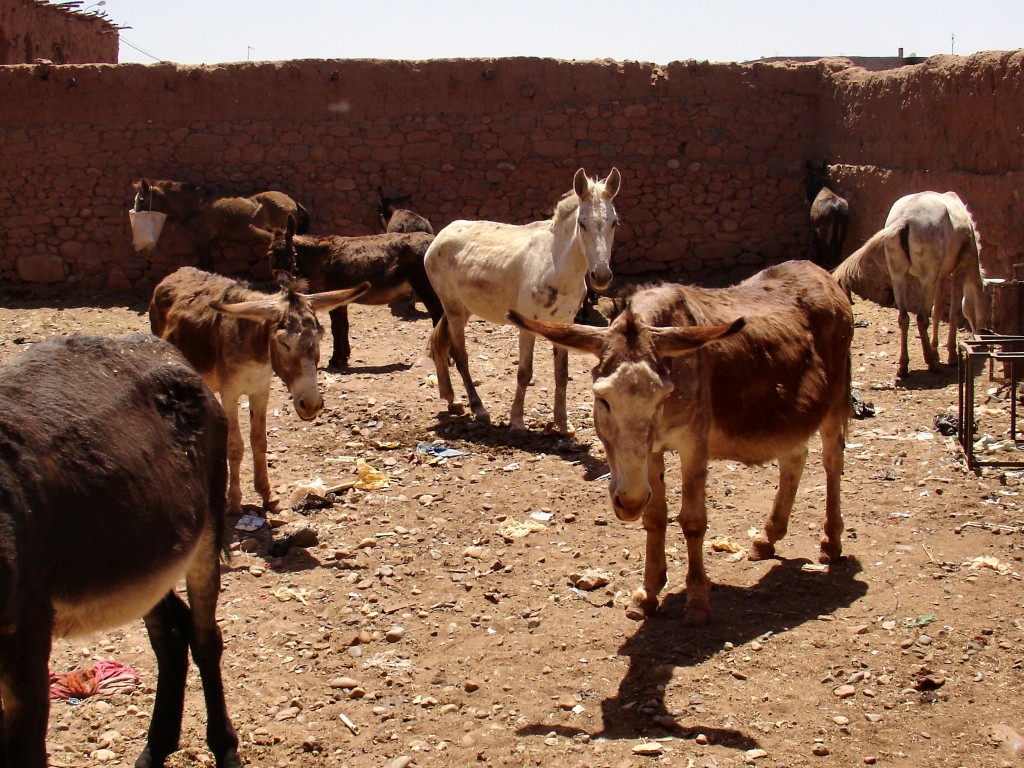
[517, 556, 866, 749]
[432, 411, 608, 478]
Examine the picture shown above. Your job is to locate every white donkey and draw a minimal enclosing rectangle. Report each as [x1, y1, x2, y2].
[424, 168, 621, 433]
[833, 190, 998, 377]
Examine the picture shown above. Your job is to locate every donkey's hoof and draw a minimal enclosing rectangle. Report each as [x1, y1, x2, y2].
[447, 402, 466, 415]
[544, 420, 576, 437]
[749, 536, 776, 561]
[626, 588, 658, 620]
[327, 357, 349, 371]
[472, 408, 491, 425]
[819, 537, 843, 564]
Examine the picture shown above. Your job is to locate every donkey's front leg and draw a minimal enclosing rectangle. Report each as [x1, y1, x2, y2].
[0, 611, 53, 768]
[677, 450, 712, 624]
[221, 396, 245, 516]
[627, 452, 668, 620]
[248, 388, 279, 513]
[328, 306, 351, 370]
[550, 345, 575, 435]
[509, 330, 536, 431]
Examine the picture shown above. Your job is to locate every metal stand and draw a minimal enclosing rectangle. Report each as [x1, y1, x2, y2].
[957, 334, 1024, 473]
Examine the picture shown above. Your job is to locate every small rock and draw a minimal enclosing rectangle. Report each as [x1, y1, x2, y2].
[464, 679, 481, 692]
[90, 749, 118, 763]
[833, 684, 857, 698]
[812, 744, 830, 756]
[290, 527, 318, 548]
[556, 696, 577, 711]
[302, 736, 322, 753]
[463, 545, 486, 559]
[385, 626, 406, 643]
[746, 747, 768, 760]
[632, 742, 664, 756]
[248, 565, 265, 577]
[865, 713, 885, 723]
[695, 733, 709, 745]
[330, 676, 361, 689]
[570, 569, 611, 591]
[833, 716, 850, 725]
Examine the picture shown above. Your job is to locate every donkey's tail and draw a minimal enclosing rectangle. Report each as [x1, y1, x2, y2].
[830, 222, 899, 297]
[428, 313, 451, 366]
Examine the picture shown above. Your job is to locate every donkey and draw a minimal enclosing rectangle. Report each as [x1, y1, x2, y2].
[0, 333, 241, 768]
[425, 167, 621, 433]
[376, 187, 434, 234]
[510, 260, 853, 624]
[150, 267, 369, 515]
[832, 190, 998, 377]
[255, 217, 443, 369]
[805, 160, 850, 269]
[132, 178, 311, 271]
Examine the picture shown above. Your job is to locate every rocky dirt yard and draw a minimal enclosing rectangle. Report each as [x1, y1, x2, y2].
[1, 279, 1022, 768]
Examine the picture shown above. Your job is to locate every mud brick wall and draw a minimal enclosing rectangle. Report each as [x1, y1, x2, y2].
[0, 51, 1021, 295]
[0, 0, 118, 65]
[821, 52, 1024, 281]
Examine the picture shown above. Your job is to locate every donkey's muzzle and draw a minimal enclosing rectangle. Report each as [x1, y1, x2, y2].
[590, 263, 613, 292]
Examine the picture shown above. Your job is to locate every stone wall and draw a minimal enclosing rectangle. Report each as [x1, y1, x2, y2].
[0, 51, 1021, 296]
[0, 0, 118, 65]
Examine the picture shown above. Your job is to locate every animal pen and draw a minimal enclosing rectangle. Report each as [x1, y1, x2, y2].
[957, 274, 1024, 473]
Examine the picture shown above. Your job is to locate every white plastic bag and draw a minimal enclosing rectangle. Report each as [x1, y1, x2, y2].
[128, 209, 167, 252]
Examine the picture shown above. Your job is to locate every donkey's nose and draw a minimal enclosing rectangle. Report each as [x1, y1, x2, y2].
[294, 393, 324, 420]
[611, 488, 651, 521]
[591, 263, 613, 292]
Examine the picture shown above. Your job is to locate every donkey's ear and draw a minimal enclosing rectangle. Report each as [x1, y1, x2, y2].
[603, 168, 621, 199]
[508, 310, 605, 357]
[307, 282, 371, 313]
[573, 168, 590, 199]
[652, 317, 745, 357]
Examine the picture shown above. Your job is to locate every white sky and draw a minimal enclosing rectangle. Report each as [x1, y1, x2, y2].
[76, 1, 1021, 66]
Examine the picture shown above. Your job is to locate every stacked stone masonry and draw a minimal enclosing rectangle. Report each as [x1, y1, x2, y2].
[0, 52, 1021, 295]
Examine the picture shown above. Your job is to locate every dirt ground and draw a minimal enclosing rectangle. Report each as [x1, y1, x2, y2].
[2, 280, 1023, 768]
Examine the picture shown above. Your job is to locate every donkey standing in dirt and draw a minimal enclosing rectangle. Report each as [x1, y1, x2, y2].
[424, 167, 621, 433]
[0, 334, 241, 768]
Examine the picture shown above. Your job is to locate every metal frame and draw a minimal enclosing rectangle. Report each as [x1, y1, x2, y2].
[957, 334, 1024, 473]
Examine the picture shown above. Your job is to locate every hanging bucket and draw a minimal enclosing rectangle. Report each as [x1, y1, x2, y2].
[129, 209, 167, 252]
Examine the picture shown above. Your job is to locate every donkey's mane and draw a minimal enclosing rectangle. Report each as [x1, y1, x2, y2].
[552, 191, 580, 224]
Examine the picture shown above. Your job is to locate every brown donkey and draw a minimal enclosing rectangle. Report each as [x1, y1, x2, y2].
[511, 260, 853, 624]
[150, 267, 369, 515]
[0, 334, 240, 768]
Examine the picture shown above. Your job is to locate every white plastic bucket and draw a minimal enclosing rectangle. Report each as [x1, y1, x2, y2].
[129, 209, 167, 252]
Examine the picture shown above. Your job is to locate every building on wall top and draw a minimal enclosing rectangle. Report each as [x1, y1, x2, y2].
[748, 48, 925, 71]
[1, 0, 120, 65]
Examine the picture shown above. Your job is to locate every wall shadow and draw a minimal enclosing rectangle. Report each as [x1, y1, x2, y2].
[517, 556, 866, 751]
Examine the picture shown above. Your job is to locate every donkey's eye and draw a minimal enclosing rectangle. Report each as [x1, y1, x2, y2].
[596, 396, 610, 411]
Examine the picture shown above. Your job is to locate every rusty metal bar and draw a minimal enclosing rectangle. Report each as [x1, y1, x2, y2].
[957, 334, 1024, 473]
